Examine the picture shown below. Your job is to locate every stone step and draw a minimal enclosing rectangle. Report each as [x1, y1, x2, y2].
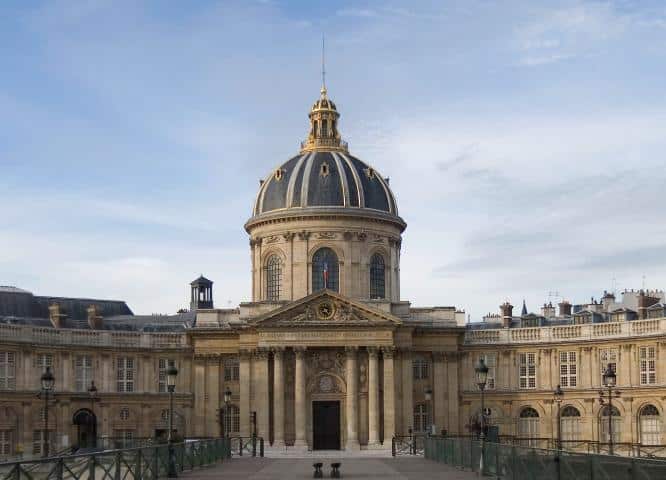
[261, 448, 393, 458]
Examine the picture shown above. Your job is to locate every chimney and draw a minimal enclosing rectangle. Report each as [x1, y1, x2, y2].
[500, 302, 513, 328]
[601, 290, 616, 311]
[638, 290, 660, 319]
[87, 304, 104, 330]
[558, 301, 572, 317]
[541, 302, 556, 318]
[48, 302, 66, 328]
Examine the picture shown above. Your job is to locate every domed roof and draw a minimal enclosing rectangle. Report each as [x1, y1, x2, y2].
[253, 150, 398, 216]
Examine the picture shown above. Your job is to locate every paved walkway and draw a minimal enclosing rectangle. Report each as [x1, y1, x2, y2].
[182, 457, 476, 479]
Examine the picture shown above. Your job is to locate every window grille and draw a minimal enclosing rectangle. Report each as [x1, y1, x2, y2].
[265, 255, 282, 301]
[158, 358, 176, 393]
[599, 349, 618, 384]
[600, 405, 621, 444]
[224, 360, 240, 382]
[75, 355, 93, 392]
[116, 357, 134, 392]
[640, 405, 661, 445]
[0, 352, 15, 390]
[369, 253, 385, 299]
[518, 407, 540, 446]
[639, 346, 656, 385]
[560, 406, 581, 442]
[312, 248, 339, 292]
[225, 405, 240, 434]
[413, 404, 428, 433]
[412, 358, 429, 380]
[559, 351, 577, 388]
[478, 354, 496, 390]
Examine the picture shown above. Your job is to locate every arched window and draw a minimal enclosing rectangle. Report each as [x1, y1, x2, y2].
[369, 253, 386, 299]
[265, 255, 282, 301]
[413, 404, 428, 433]
[225, 405, 240, 435]
[599, 405, 621, 445]
[518, 407, 540, 447]
[312, 248, 339, 292]
[640, 405, 660, 446]
[560, 406, 581, 442]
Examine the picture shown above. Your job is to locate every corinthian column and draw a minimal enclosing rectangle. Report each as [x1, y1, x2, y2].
[382, 347, 396, 442]
[273, 348, 285, 447]
[345, 346, 360, 450]
[367, 347, 380, 446]
[294, 347, 307, 448]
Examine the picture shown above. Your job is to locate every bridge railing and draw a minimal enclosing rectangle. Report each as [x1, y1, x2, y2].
[424, 436, 666, 480]
[0, 438, 230, 480]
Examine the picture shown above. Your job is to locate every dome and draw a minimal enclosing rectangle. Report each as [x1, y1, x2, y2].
[252, 150, 398, 216]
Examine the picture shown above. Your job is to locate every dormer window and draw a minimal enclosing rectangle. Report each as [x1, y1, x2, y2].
[320, 162, 330, 177]
[274, 169, 284, 181]
[365, 168, 375, 179]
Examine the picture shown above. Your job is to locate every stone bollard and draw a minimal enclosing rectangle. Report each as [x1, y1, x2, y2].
[313, 462, 323, 478]
[330, 462, 341, 478]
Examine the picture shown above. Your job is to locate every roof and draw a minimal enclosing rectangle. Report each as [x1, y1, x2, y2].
[252, 151, 399, 217]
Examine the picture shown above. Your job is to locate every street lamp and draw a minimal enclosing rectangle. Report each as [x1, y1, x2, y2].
[39, 367, 55, 457]
[88, 381, 98, 448]
[424, 388, 433, 435]
[600, 363, 620, 455]
[166, 365, 179, 478]
[223, 388, 232, 439]
[554, 385, 564, 451]
[474, 358, 489, 474]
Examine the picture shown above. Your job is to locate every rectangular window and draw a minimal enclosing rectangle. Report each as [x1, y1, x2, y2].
[75, 355, 93, 392]
[478, 353, 496, 390]
[599, 348, 618, 383]
[0, 352, 16, 390]
[113, 430, 135, 449]
[0, 430, 11, 456]
[559, 351, 577, 388]
[412, 359, 429, 380]
[639, 346, 656, 385]
[224, 361, 239, 382]
[518, 352, 536, 389]
[34, 353, 53, 388]
[116, 357, 135, 392]
[158, 358, 176, 393]
[32, 431, 53, 455]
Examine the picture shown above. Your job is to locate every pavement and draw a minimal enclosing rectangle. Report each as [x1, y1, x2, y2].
[181, 456, 478, 479]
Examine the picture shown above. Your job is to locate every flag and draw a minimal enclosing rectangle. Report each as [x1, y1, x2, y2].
[323, 262, 329, 289]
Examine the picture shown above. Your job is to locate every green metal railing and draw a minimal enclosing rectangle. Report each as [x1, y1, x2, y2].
[425, 436, 666, 479]
[0, 438, 231, 480]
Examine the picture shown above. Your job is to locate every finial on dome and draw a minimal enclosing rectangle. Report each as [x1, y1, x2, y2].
[321, 34, 327, 97]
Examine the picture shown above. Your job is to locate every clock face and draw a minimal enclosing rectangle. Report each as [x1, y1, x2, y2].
[316, 301, 335, 320]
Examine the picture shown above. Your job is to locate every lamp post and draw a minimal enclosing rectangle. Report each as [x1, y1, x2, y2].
[599, 363, 620, 456]
[39, 367, 55, 457]
[474, 358, 489, 474]
[166, 365, 178, 478]
[424, 388, 433, 436]
[223, 388, 232, 439]
[88, 381, 98, 448]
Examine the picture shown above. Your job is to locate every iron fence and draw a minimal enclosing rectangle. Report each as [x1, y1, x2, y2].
[391, 435, 425, 456]
[425, 436, 666, 480]
[0, 438, 230, 480]
[229, 437, 264, 457]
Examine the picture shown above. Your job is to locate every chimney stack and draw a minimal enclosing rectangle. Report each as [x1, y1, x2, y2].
[48, 302, 66, 328]
[541, 302, 556, 318]
[87, 304, 104, 330]
[500, 302, 513, 328]
[638, 290, 660, 319]
[558, 300, 572, 317]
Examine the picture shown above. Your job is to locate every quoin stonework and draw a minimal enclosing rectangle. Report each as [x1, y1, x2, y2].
[1, 85, 666, 458]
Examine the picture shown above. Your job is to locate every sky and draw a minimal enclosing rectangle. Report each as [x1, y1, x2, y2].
[1, 0, 666, 319]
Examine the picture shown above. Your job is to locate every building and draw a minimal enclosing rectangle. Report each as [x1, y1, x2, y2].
[1, 83, 665, 458]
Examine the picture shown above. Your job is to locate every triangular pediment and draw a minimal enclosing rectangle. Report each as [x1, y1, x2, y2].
[251, 290, 402, 328]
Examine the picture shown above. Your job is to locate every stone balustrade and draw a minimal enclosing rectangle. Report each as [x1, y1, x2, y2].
[465, 317, 666, 345]
[0, 323, 187, 349]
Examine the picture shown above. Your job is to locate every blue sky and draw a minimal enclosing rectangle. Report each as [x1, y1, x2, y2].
[2, 0, 666, 318]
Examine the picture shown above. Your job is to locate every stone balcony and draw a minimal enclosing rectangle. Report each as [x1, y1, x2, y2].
[464, 317, 666, 345]
[0, 323, 188, 349]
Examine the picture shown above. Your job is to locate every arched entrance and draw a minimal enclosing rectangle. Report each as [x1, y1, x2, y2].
[73, 409, 97, 449]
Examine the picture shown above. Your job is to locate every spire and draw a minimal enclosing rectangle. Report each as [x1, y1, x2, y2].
[521, 299, 528, 316]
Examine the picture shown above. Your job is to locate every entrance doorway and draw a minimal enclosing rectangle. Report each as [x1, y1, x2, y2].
[73, 409, 97, 449]
[312, 401, 340, 450]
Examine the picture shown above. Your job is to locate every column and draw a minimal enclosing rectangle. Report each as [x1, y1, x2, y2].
[400, 349, 413, 435]
[273, 348, 285, 447]
[446, 353, 460, 434]
[193, 356, 206, 437]
[294, 347, 307, 448]
[345, 347, 360, 450]
[382, 347, 396, 444]
[206, 356, 220, 437]
[433, 352, 447, 434]
[367, 347, 380, 446]
[239, 350, 252, 437]
[252, 349, 269, 438]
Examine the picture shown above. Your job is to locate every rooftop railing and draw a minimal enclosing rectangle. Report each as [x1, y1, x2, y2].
[465, 317, 666, 345]
[0, 323, 187, 350]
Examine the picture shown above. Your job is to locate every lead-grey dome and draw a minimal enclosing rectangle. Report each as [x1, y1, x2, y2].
[252, 151, 398, 216]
